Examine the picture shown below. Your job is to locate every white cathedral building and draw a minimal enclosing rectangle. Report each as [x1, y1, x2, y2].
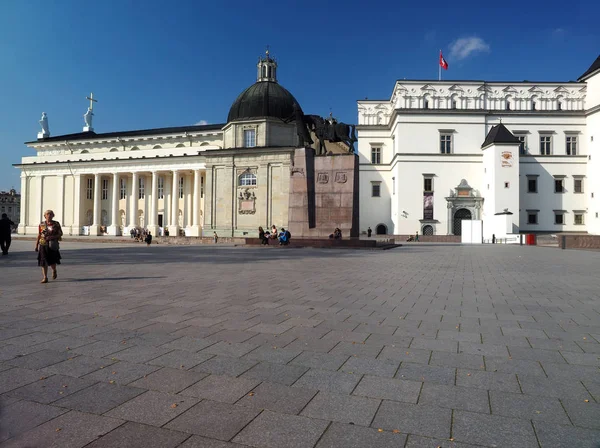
[357, 55, 600, 239]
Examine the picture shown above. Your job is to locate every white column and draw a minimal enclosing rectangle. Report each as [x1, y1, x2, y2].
[190, 169, 201, 236]
[129, 172, 138, 229]
[38, 175, 44, 225]
[147, 171, 159, 236]
[108, 173, 120, 235]
[169, 170, 179, 236]
[58, 175, 65, 224]
[72, 174, 82, 235]
[18, 174, 27, 234]
[90, 173, 101, 235]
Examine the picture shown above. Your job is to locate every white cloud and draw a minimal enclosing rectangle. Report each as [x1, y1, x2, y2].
[195, 120, 208, 125]
[448, 37, 490, 61]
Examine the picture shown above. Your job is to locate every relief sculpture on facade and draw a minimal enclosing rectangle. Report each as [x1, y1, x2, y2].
[238, 188, 256, 214]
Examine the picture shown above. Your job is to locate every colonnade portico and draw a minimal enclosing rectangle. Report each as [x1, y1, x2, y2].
[75, 168, 204, 237]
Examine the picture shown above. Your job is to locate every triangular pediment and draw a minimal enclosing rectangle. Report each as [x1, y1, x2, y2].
[448, 85, 464, 92]
[421, 84, 436, 92]
[503, 85, 518, 93]
[579, 86, 587, 93]
[528, 85, 544, 93]
[394, 83, 408, 92]
[477, 84, 492, 92]
[554, 86, 569, 93]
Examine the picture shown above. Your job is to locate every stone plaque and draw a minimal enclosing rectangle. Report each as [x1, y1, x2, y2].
[334, 172, 347, 183]
[238, 189, 256, 215]
[317, 172, 329, 184]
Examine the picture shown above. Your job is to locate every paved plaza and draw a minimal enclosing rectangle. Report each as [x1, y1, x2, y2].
[0, 240, 599, 447]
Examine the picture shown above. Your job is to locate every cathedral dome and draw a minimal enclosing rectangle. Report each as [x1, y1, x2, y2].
[227, 50, 303, 123]
[227, 81, 302, 122]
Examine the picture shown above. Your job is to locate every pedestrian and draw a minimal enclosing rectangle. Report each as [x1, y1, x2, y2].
[367, 227, 372, 238]
[492, 234, 496, 244]
[145, 231, 153, 246]
[415, 231, 419, 242]
[0, 213, 14, 255]
[35, 210, 63, 283]
[213, 232, 218, 244]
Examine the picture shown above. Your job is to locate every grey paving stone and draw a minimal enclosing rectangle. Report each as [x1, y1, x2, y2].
[519, 376, 593, 400]
[315, 422, 407, 448]
[243, 345, 301, 364]
[24, 336, 95, 352]
[42, 355, 117, 378]
[147, 349, 215, 370]
[83, 360, 160, 385]
[236, 381, 317, 414]
[178, 436, 246, 447]
[0, 367, 44, 394]
[340, 357, 399, 378]
[321, 330, 370, 343]
[378, 346, 432, 364]
[489, 390, 570, 425]
[0, 400, 68, 442]
[52, 381, 145, 414]
[109, 345, 174, 363]
[455, 369, 520, 393]
[180, 374, 260, 403]
[292, 368, 362, 394]
[128, 367, 208, 393]
[419, 383, 489, 413]
[529, 337, 583, 352]
[561, 351, 600, 367]
[5, 349, 72, 370]
[541, 362, 600, 382]
[430, 352, 485, 370]
[4, 332, 64, 347]
[405, 434, 481, 447]
[290, 351, 349, 371]
[437, 330, 481, 343]
[233, 410, 329, 448]
[353, 375, 421, 403]
[485, 356, 546, 377]
[372, 401, 452, 439]
[160, 336, 216, 352]
[201, 341, 260, 358]
[241, 361, 309, 386]
[0, 344, 37, 362]
[165, 400, 261, 441]
[84, 421, 190, 448]
[534, 420, 600, 448]
[285, 337, 340, 353]
[561, 399, 600, 430]
[396, 363, 456, 386]
[301, 391, 380, 426]
[191, 355, 257, 377]
[583, 380, 600, 401]
[458, 341, 510, 358]
[508, 346, 567, 364]
[411, 338, 458, 353]
[7, 374, 96, 404]
[329, 341, 384, 358]
[105, 390, 198, 426]
[70, 340, 130, 358]
[452, 410, 538, 447]
[0, 410, 123, 448]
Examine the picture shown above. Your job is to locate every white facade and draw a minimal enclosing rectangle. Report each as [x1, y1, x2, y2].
[358, 55, 600, 236]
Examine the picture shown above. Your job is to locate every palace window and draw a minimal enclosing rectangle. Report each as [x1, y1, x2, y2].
[86, 178, 93, 200]
[554, 178, 564, 193]
[239, 172, 257, 187]
[574, 213, 584, 225]
[138, 177, 145, 199]
[201, 176, 204, 198]
[371, 182, 381, 197]
[101, 179, 108, 200]
[527, 177, 538, 193]
[440, 134, 452, 154]
[540, 135, 552, 155]
[158, 176, 164, 199]
[424, 177, 433, 192]
[179, 176, 184, 198]
[574, 178, 583, 193]
[527, 211, 538, 225]
[554, 212, 565, 225]
[566, 136, 578, 155]
[244, 129, 256, 148]
[371, 147, 381, 164]
[120, 178, 127, 199]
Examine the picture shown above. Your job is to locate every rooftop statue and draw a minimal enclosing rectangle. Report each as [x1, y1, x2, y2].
[39, 112, 49, 135]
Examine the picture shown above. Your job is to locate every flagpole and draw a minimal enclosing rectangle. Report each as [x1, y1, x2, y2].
[439, 50, 441, 81]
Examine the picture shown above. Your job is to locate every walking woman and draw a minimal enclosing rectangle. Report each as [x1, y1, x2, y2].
[35, 210, 63, 283]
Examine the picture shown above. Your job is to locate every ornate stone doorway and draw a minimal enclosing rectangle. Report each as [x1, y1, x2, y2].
[445, 179, 483, 235]
[453, 208, 472, 236]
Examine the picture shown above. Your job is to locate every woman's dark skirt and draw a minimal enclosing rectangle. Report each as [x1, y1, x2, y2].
[37, 245, 61, 267]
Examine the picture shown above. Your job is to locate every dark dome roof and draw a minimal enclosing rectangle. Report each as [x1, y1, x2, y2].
[227, 81, 302, 122]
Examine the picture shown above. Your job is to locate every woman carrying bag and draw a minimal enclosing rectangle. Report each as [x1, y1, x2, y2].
[35, 209, 63, 283]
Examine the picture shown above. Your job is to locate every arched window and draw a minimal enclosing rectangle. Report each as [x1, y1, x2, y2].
[376, 224, 387, 235]
[81, 150, 89, 154]
[239, 172, 257, 186]
[130, 146, 139, 151]
[176, 143, 185, 148]
[109, 148, 118, 152]
[153, 145, 162, 149]
[422, 225, 434, 235]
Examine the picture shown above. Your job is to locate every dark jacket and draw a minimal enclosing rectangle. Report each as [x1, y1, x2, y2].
[0, 217, 14, 236]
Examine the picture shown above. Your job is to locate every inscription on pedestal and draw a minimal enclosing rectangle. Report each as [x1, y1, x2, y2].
[317, 172, 329, 184]
[335, 172, 347, 183]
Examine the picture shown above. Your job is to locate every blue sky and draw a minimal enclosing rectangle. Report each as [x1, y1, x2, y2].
[1, 0, 598, 190]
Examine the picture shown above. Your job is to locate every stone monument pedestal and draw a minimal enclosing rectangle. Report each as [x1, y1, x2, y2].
[83, 126, 94, 133]
[288, 147, 359, 238]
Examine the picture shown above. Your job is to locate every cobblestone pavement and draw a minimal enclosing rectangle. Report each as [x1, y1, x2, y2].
[0, 240, 599, 448]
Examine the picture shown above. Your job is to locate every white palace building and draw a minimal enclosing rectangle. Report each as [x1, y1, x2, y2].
[357, 55, 600, 239]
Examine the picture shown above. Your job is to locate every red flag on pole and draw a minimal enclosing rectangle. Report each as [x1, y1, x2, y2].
[439, 51, 448, 70]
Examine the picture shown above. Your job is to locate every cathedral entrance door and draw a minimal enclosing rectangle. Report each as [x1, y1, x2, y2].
[453, 208, 472, 236]
[158, 214, 163, 227]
